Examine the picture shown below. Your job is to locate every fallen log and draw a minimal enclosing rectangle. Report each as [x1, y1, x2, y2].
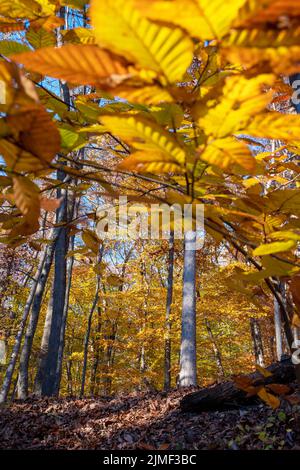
[181, 357, 296, 412]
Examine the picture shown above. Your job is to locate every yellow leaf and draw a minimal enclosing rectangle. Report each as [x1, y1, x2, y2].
[90, 0, 193, 83]
[269, 231, 300, 242]
[107, 85, 174, 105]
[62, 27, 95, 45]
[12, 45, 133, 87]
[134, 0, 245, 40]
[198, 75, 275, 138]
[245, 113, 300, 141]
[119, 151, 183, 174]
[253, 240, 296, 256]
[199, 137, 255, 172]
[256, 365, 273, 378]
[101, 115, 186, 165]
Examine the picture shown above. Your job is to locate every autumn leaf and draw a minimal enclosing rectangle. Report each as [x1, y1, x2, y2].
[0, 106, 60, 171]
[12, 45, 133, 87]
[266, 384, 291, 396]
[8, 176, 40, 237]
[101, 115, 187, 165]
[90, 0, 193, 83]
[257, 387, 280, 409]
[256, 365, 273, 378]
[133, 0, 245, 40]
[82, 230, 101, 255]
[253, 240, 297, 256]
[199, 137, 255, 173]
[40, 197, 62, 212]
[119, 151, 183, 174]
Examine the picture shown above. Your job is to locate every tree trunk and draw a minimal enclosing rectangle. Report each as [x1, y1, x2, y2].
[80, 244, 104, 398]
[37, 169, 69, 396]
[53, 234, 74, 396]
[0, 250, 48, 403]
[164, 230, 174, 391]
[179, 230, 197, 387]
[181, 357, 295, 412]
[250, 317, 265, 367]
[17, 240, 56, 399]
[54, 195, 80, 396]
[89, 305, 102, 396]
[34, 6, 71, 398]
[205, 318, 225, 381]
[274, 282, 284, 361]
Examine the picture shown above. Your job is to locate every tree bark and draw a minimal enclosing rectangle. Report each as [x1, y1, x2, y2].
[250, 317, 265, 367]
[181, 357, 295, 412]
[89, 305, 102, 396]
[17, 240, 56, 399]
[54, 196, 80, 396]
[179, 230, 197, 387]
[274, 282, 284, 361]
[205, 318, 225, 381]
[164, 230, 174, 391]
[80, 244, 104, 398]
[0, 250, 48, 403]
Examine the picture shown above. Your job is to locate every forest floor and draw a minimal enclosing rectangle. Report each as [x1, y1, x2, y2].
[1, 387, 300, 450]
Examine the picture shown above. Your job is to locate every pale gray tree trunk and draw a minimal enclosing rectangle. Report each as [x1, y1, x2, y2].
[164, 229, 174, 391]
[274, 282, 284, 361]
[179, 231, 197, 387]
[0, 250, 48, 403]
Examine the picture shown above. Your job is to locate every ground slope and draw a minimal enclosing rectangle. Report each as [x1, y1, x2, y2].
[0, 389, 300, 450]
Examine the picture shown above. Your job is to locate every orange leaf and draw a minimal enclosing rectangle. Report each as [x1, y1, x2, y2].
[266, 384, 291, 396]
[257, 387, 280, 409]
[40, 197, 62, 212]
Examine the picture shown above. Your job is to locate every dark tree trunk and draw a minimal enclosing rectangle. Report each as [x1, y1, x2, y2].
[164, 229, 174, 391]
[54, 196, 80, 396]
[205, 318, 225, 381]
[250, 317, 265, 367]
[181, 357, 295, 412]
[80, 244, 104, 398]
[17, 240, 56, 399]
[89, 305, 102, 396]
[37, 169, 69, 396]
